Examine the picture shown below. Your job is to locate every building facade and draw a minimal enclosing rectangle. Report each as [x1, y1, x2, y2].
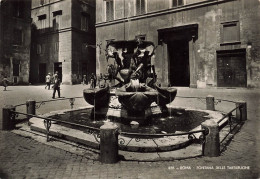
[0, 0, 31, 85]
[96, 0, 260, 88]
[30, 0, 96, 84]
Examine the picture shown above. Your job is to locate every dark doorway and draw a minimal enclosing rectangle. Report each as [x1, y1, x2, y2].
[158, 24, 197, 87]
[13, 59, 20, 76]
[168, 40, 190, 86]
[82, 62, 87, 78]
[39, 63, 46, 83]
[13, 63, 20, 76]
[54, 62, 62, 81]
[217, 49, 246, 87]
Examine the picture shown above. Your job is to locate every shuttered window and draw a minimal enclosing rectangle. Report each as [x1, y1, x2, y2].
[223, 24, 239, 42]
[172, 0, 184, 7]
[53, 10, 62, 31]
[222, 21, 240, 43]
[105, 0, 114, 21]
[13, 0, 25, 18]
[38, 14, 47, 33]
[81, 13, 90, 31]
[136, 0, 146, 15]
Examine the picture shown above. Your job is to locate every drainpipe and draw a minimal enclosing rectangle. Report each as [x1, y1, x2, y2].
[123, 0, 125, 40]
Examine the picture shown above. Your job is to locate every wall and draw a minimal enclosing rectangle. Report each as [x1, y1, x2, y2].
[71, 0, 96, 84]
[96, 0, 260, 88]
[0, 0, 31, 85]
[30, 0, 96, 84]
[31, 0, 72, 84]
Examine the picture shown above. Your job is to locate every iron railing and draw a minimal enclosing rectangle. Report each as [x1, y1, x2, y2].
[9, 95, 245, 154]
[11, 110, 100, 143]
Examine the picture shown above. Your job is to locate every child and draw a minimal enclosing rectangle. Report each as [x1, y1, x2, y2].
[2, 76, 10, 91]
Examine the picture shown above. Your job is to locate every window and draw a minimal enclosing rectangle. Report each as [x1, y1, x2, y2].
[42, 44, 45, 54]
[13, 29, 23, 46]
[53, 10, 62, 30]
[54, 42, 59, 52]
[105, 0, 114, 21]
[38, 14, 47, 32]
[222, 22, 240, 43]
[13, 1, 24, 18]
[172, 0, 184, 7]
[37, 44, 41, 54]
[37, 44, 45, 54]
[136, 0, 146, 15]
[40, 0, 44, 5]
[81, 13, 90, 31]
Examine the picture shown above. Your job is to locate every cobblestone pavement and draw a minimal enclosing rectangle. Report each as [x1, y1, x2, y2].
[0, 85, 259, 178]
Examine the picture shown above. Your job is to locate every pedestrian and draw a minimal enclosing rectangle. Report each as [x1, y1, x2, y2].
[54, 71, 58, 78]
[2, 76, 10, 91]
[52, 71, 59, 84]
[98, 73, 105, 88]
[90, 73, 96, 89]
[82, 75, 87, 85]
[45, 73, 51, 90]
[52, 74, 61, 99]
[104, 73, 109, 85]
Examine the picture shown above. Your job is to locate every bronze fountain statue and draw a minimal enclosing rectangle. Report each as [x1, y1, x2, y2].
[83, 39, 177, 122]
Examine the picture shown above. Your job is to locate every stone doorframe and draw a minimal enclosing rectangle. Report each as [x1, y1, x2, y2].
[158, 23, 198, 88]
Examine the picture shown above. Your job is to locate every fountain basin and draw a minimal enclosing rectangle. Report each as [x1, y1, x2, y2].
[155, 85, 177, 106]
[83, 86, 110, 109]
[29, 106, 226, 153]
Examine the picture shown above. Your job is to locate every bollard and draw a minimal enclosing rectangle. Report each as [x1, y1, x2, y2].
[26, 99, 36, 115]
[236, 101, 247, 121]
[1, 105, 16, 130]
[206, 95, 215, 111]
[201, 120, 220, 157]
[100, 122, 119, 163]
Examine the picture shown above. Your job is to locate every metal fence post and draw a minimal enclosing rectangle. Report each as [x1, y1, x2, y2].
[100, 122, 119, 163]
[206, 95, 215, 111]
[26, 99, 36, 115]
[1, 105, 16, 130]
[201, 120, 220, 157]
[236, 101, 247, 121]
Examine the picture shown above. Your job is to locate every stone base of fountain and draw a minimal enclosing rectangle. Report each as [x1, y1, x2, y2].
[28, 106, 228, 155]
[92, 104, 162, 124]
[90, 95, 165, 124]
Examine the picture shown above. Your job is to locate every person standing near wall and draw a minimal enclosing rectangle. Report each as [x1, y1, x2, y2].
[82, 75, 87, 85]
[45, 73, 51, 90]
[90, 73, 97, 88]
[98, 73, 104, 88]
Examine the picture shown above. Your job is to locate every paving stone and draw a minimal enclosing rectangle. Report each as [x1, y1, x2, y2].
[0, 85, 259, 178]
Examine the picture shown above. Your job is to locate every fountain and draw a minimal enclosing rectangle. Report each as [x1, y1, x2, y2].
[83, 39, 177, 124]
[28, 39, 228, 158]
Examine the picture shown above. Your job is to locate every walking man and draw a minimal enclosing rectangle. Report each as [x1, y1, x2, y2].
[45, 73, 51, 90]
[52, 74, 61, 99]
